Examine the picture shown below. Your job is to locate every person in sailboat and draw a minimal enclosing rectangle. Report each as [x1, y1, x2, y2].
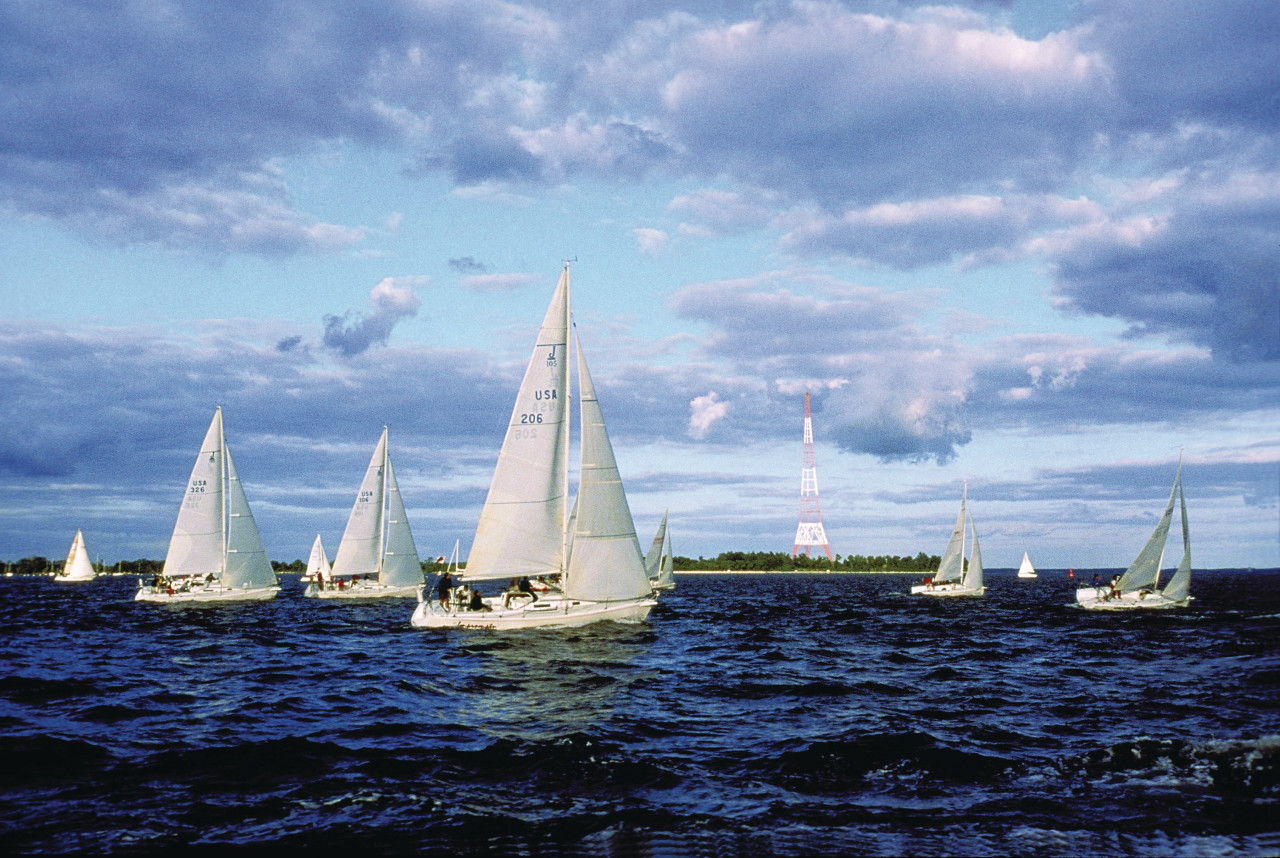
[435, 569, 453, 609]
[468, 587, 491, 612]
[1106, 573, 1121, 601]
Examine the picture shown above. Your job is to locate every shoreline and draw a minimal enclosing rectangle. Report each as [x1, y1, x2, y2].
[674, 569, 932, 575]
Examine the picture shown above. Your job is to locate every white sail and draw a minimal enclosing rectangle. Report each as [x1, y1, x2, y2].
[1160, 479, 1192, 603]
[332, 429, 391, 578]
[380, 455, 422, 587]
[465, 268, 571, 582]
[305, 534, 331, 580]
[564, 340, 653, 603]
[655, 526, 676, 590]
[935, 492, 967, 584]
[1016, 551, 1036, 578]
[965, 519, 984, 592]
[162, 408, 226, 578]
[643, 511, 669, 580]
[60, 529, 96, 581]
[222, 446, 276, 590]
[1116, 458, 1181, 594]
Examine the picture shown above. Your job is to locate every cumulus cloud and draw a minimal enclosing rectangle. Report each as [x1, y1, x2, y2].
[323, 277, 424, 357]
[633, 227, 668, 254]
[689, 392, 728, 438]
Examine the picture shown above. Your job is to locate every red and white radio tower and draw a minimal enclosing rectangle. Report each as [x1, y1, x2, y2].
[792, 392, 833, 561]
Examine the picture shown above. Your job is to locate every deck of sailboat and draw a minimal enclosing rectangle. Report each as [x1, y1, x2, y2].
[134, 581, 280, 603]
[1074, 587, 1191, 610]
[910, 582, 986, 597]
[305, 582, 418, 599]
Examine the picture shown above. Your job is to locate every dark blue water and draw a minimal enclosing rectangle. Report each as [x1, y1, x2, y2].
[1, 570, 1277, 855]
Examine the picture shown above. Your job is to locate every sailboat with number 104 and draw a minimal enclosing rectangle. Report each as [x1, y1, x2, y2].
[411, 265, 657, 629]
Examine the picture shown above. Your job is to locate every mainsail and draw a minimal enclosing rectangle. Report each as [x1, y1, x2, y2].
[465, 268, 571, 582]
[655, 527, 676, 590]
[1116, 458, 1182, 594]
[564, 340, 652, 603]
[163, 409, 225, 578]
[643, 511, 669, 580]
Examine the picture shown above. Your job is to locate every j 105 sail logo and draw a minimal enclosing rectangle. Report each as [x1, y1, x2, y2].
[546, 345, 557, 367]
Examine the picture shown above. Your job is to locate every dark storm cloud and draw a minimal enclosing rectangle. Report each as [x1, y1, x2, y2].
[322, 278, 423, 358]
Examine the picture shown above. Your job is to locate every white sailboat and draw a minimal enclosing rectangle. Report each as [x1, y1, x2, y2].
[306, 427, 422, 599]
[136, 407, 280, 603]
[412, 265, 657, 629]
[1076, 456, 1192, 610]
[644, 510, 676, 591]
[54, 529, 96, 582]
[300, 534, 331, 583]
[911, 485, 986, 597]
[1016, 551, 1037, 579]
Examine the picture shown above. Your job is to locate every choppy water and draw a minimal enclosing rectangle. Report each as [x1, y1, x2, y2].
[1, 570, 1277, 855]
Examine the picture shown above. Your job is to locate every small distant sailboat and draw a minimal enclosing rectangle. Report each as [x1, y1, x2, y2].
[1076, 455, 1192, 610]
[306, 427, 422, 599]
[300, 534, 331, 584]
[1016, 552, 1037, 579]
[412, 264, 657, 629]
[54, 530, 96, 582]
[911, 485, 986, 597]
[136, 407, 280, 603]
[644, 511, 676, 592]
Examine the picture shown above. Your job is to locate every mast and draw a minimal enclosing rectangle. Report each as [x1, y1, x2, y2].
[219, 406, 227, 575]
[562, 262, 572, 577]
[378, 425, 389, 576]
[961, 481, 967, 578]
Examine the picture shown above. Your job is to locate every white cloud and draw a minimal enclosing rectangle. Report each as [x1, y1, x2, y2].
[688, 392, 728, 438]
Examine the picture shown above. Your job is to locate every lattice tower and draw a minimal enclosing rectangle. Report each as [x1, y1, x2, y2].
[792, 392, 833, 560]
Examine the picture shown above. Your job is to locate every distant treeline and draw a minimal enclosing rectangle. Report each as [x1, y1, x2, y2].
[3, 552, 936, 575]
[672, 551, 941, 572]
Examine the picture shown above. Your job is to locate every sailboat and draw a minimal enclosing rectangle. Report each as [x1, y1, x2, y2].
[300, 534, 331, 584]
[411, 265, 657, 629]
[54, 530, 96, 582]
[910, 486, 986, 597]
[306, 427, 422, 599]
[644, 511, 676, 591]
[1016, 551, 1037, 579]
[136, 407, 280, 602]
[1076, 456, 1192, 610]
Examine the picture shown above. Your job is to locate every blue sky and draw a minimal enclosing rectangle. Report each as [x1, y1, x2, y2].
[2, 0, 1277, 569]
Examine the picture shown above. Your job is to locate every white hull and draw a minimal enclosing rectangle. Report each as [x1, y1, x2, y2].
[305, 582, 419, 599]
[1074, 587, 1191, 611]
[1017, 571, 1038, 579]
[53, 575, 95, 583]
[135, 583, 280, 603]
[410, 593, 656, 629]
[650, 581, 676, 592]
[910, 582, 986, 597]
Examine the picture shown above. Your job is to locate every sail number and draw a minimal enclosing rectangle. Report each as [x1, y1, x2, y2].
[189, 479, 207, 494]
[358, 490, 373, 503]
[520, 413, 543, 424]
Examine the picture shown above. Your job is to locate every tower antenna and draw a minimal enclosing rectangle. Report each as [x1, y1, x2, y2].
[792, 392, 833, 561]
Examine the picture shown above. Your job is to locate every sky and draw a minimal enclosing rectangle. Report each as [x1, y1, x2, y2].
[1, 0, 1277, 570]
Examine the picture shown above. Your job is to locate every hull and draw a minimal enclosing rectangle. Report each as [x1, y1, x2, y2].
[53, 576, 95, 583]
[410, 593, 656, 629]
[1017, 571, 1038, 579]
[305, 582, 419, 599]
[135, 583, 279, 603]
[1075, 587, 1191, 611]
[910, 582, 986, 597]
[650, 581, 676, 592]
